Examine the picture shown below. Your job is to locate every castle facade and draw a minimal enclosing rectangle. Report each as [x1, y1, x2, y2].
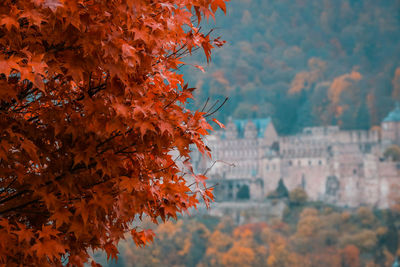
[193, 105, 400, 208]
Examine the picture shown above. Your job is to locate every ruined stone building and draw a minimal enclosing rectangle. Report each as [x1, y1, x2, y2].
[192, 105, 400, 208]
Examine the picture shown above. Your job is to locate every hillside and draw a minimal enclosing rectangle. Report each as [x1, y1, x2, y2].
[184, 0, 400, 134]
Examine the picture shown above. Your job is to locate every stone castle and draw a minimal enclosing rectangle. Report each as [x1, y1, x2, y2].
[192, 104, 400, 209]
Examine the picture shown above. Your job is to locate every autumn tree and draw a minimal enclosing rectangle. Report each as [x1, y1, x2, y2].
[221, 233, 257, 267]
[122, 218, 211, 267]
[0, 0, 228, 265]
[341, 245, 360, 267]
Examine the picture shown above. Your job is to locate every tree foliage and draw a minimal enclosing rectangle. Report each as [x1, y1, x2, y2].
[119, 204, 398, 267]
[0, 0, 227, 265]
[289, 188, 308, 206]
[384, 145, 400, 161]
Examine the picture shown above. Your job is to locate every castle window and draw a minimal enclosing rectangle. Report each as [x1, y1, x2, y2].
[353, 169, 357, 175]
[326, 176, 340, 196]
[288, 160, 293, 166]
[308, 160, 312, 166]
[318, 160, 322, 165]
[364, 144, 371, 153]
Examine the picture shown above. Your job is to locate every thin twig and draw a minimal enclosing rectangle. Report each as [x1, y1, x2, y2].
[205, 99, 219, 114]
[204, 97, 228, 118]
[200, 97, 210, 112]
[163, 93, 179, 109]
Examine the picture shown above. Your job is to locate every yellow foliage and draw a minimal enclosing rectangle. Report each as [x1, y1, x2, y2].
[341, 211, 351, 222]
[267, 254, 277, 265]
[376, 227, 388, 236]
[328, 71, 362, 105]
[356, 207, 376, 226]
[178, 237, 191, 256]
[157, 220, 183, 240]
[289, 58, 326, 94]
[221, 244, 256, 267]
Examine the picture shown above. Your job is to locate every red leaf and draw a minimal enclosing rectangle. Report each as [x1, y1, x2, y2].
[212, 118, 225, 128]
[194, 64, 205, 72]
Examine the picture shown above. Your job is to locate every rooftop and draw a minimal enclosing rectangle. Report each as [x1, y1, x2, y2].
[232, 118, 271, 138]
[384, 103, 400, 122]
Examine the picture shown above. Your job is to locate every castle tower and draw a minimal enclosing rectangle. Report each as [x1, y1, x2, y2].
[224, 117, 238, 139]
[244, 121, 257, 139]
[382, 103, 400, 148]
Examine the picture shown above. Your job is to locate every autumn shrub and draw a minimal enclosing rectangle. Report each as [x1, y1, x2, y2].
[384, 145, 400, 161]
[289, 187, 308, 206]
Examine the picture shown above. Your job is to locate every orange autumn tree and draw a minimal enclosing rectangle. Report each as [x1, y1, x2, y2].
[0, 0, 227, 265]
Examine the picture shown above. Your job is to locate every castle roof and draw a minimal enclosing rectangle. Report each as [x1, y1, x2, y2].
[233, 118, 271, 138]
[393, 258, 399, 267]
[384, 103, 400, 122]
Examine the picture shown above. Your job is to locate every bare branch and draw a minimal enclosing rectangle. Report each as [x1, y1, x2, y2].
[204, 97, 228, 118]
[200, 97, 210, 112]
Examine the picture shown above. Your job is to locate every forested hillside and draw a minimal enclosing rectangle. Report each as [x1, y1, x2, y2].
[185, 0, 400, 134]
[99, 201, 400, 267]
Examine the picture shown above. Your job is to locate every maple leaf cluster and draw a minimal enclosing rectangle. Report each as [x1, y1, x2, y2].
[0, 0, 227, 266]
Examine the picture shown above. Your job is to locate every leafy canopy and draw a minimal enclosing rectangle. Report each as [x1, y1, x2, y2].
[0, 0, 227, 265]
